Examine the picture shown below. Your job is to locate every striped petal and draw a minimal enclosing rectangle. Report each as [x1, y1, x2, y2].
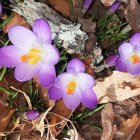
[67, 59, 85, 73]
[0, 45, 23, 67]
[33, 19, 52, 44]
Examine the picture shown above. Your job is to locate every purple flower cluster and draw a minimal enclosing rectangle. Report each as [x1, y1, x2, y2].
[107, 33, 140, 76]
[0, 18, 97, 110]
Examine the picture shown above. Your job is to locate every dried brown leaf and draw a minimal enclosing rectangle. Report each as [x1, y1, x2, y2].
[84, 34, 97, 51]
[79, 19, 96, 33]
[3, 12, 30, 33]
[85, 65, 94, 76]
[118, 114, 140, 140]
[0, 106, 14, 140]
[94, 71, 140, 103]
[131, 122, 140, 140]
[20, 121, 47, 140]
[125, 0, 140, 32]
[101, 103, 116, 140]
[0, 78, 9, 107]
[48, 0, 70, 17]
[20, 122, 33, 140]
[70, 0, 83, 20]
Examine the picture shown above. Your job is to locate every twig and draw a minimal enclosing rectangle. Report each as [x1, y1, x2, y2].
[50, 112, 78, 140]
[10, 86, 32, 110]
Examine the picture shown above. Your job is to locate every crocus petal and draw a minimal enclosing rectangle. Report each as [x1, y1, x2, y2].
[77, 73, 95, 91]
[0, 45, 23, 67]
[48, 84, 63, 100]
[14, 62, 42, 81]
[109, 1, 121, 13]
[0, 3, 2, 15]
[130, 33, 140, 47]
[67, 59, 85, 73]
[118, 43, 133, 59]
[57, 73, 74, 87]
[82, 0, 92, 9]
[127, 63, 140, 76]
[48, 73, 71, 100]
[8, 26, 38, 51]
[106, 54, 119, 66]
[44, 44, 60, 65]
[81, 89, 97, 109]
[37, 64, 56, 87]
[33, 19, 52, 44]
[63, 89, 81, 110]
[116, 57, 127, 72]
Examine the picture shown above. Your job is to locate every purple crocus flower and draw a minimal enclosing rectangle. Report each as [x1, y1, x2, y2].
[82, 0, 93, 9]
[106, 54, 119, 67]
[109, 1, 121, 13]
[0, 3, 2, 15]
[26, 110, 39, 121]
[0, 19, 60, 86]
[116, 33, 140, 75]
[48, 59, 97, 110]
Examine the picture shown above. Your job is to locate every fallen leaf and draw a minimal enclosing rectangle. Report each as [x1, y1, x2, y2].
[77, 109, 102, 140]
[101, 0, 116, 6]
[48, 0, 70, 17]
[94, 71, 140, 103]
[113, 102, 140, 140]
[101, 103, 116, 140]
[79, 19, 96, 33]
[85, 65, 94, 76]
[84, 34, 97, 52]
[0, 78, 9, 107]
[49, 99, 73, 137]
[84, 56, 93, 66]
[3, 12, 30, 33]
[0, 106, 14, 140]
[131, 122, 140, 140]
[70, 0, 83, 21]
[78, 124, 102, 140]
[125, 0, 140, 32]
[5, 74, 29, 93]
[10, 133, 21, 140]
[118, 114, 140, 140]
[84, 56, 95, 75]
[20, 122, 33, 140]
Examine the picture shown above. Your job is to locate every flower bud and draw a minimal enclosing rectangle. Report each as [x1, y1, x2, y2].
[26, 110, 39, 121]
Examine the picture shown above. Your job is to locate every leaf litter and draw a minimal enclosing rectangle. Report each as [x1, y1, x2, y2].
[1, 0, 140, 139]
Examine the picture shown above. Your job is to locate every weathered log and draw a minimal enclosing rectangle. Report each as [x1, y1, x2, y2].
[10, 0, 88, 54]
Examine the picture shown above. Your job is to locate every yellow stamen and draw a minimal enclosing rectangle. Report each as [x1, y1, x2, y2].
[67, 80, 76, 95]
[20, 48, 41, 65]
[131, 54, 140, 64]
